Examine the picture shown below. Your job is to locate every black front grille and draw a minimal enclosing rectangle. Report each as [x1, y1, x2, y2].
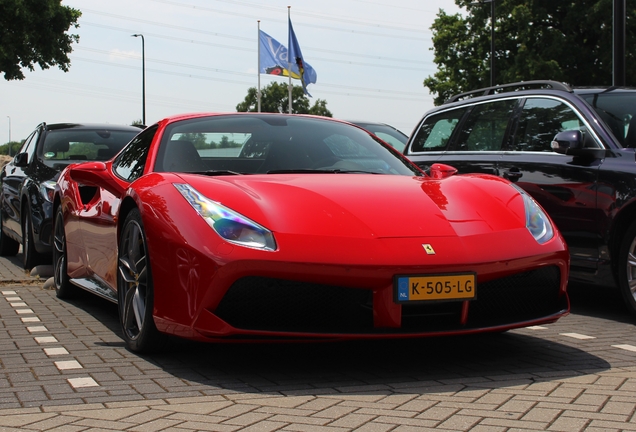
[214, 278, 374, 333]
[467, 266, 564, 326]
[213, 266, 566, 334]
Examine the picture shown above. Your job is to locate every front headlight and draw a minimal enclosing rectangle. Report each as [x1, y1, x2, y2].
[174, 183, 276, 251]
[39, 180, 56, 203]
[511, 184, 554, 244]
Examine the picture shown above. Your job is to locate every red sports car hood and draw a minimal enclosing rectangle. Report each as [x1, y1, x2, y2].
[181, 173, 525, 238]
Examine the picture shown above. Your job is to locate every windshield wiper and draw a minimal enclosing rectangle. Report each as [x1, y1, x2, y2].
[266, 169, 380, 174]
[189, 170, 244, 176]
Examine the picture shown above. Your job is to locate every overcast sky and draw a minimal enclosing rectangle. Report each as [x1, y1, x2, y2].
[1, 0, 462, 143]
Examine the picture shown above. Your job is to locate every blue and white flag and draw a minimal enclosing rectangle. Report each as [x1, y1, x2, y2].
[288, 18, 316, 96]
[259, 29, 316, 93]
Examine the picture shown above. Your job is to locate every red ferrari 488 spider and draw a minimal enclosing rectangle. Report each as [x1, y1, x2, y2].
[53, 113, 569, 352]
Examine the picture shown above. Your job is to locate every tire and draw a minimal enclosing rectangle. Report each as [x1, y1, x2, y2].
[22, 213, 44, 270]
[0, 214, 19, 256]
[52, 206, 75, 299]
[117, 209, 162, 353]
[617, 220, 636, 316]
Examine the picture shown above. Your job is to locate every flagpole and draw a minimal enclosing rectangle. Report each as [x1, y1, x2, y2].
[257, 20, 261, 112]
[287, 6, 292, 114]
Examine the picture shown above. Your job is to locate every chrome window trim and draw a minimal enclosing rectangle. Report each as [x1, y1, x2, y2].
[407, 94, 605, 155]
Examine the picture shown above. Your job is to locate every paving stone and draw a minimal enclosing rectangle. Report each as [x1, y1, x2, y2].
[3, 259, 636, 431]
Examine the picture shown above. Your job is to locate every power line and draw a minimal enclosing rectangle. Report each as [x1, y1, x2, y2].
[82, 21, 430, 66]
[84, 5, 430, 42]
[73, 48, 431, 98]
[151, 0, 428, 33]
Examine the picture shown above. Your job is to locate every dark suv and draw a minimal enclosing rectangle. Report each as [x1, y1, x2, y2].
[0, 123, 142, 269]
[403, 80, 636, 315]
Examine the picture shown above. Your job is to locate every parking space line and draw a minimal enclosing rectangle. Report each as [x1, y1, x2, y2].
[68, 377, 99, 388]
[3, 288, 102, 390]
[612, 344, 636, 352]
[44, 347, 69, 356]
[10, 302, 27, 307]
[34, 335, 57, 344]
[560, 332, 596, 340]
[15, 308, 34, 314]
[55, 360, 83, 370]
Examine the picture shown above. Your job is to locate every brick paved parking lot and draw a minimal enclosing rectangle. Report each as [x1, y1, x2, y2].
[1, 254, 636, 431]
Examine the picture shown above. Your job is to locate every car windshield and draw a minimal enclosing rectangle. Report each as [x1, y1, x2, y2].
[40, 128, 139, 169]
[155, 114, 421, 176]
[579, 90, 636, 148]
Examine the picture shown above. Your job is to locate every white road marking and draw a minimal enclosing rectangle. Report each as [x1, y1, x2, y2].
[55, 360, 82, 370]
[16, 309, 34, 314]
[44, 348, 69, 356]
[612, 344, 636, 352]
[560, 333, 596, 340]
[67, 377, 98, 388]
[34, 336, 57, 344]
[27, 326, 48, 333]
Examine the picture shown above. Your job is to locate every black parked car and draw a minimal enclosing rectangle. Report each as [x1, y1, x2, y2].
[403, 80, 636, 315]
[347, 121, 409, 152]
[0, 123, 142, 269]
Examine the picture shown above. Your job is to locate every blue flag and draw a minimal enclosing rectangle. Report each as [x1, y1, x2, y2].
[259, 29, 316, 94]
[288, 18, 316, 96]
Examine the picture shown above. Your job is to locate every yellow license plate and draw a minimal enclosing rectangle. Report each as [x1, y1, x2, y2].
[395, 273, 476, 303]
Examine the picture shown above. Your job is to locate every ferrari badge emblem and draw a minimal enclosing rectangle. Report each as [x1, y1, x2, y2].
[422, 244, 435, 255]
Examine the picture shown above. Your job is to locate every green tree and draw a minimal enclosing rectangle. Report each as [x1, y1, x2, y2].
[178, 132, 209, 149]
[236, 82, 333, 117]
[425, 0, 636, 105]
[0, 141, 21, 156]
[0, 0, 81, 80]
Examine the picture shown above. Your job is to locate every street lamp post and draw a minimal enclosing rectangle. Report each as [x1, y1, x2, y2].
[489, 0, 495, 86]
[6, 116, 10, 156]
[132, 34, 146, 125]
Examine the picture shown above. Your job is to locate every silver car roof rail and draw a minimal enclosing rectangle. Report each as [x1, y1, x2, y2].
[445, 80, 573, 104]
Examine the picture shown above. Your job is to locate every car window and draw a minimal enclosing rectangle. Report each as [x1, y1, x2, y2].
[113, 125, 158, 182]
[374, 132, 405, 150]
[455, 99, 517, 151]
[580, 91, 636, 147]
[410, 108, 467, 152]
[19, 129, 40, 164]
[349, 123, 408, 151]
[511, 97, 585, 152]
[39, 129, 139, 169]
[155, 115, 420, 176]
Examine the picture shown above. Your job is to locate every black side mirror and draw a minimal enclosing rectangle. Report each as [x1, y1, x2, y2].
[13, 153, 29, 168]
[551, 130, 605, 159]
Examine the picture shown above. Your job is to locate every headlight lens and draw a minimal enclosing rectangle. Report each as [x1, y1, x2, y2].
[174, 183, 276, 251]
[39, 180, 56, 203]
[511, 184, 554, 244]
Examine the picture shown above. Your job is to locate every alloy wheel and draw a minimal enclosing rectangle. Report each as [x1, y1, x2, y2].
[118, 219, 148, 341]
